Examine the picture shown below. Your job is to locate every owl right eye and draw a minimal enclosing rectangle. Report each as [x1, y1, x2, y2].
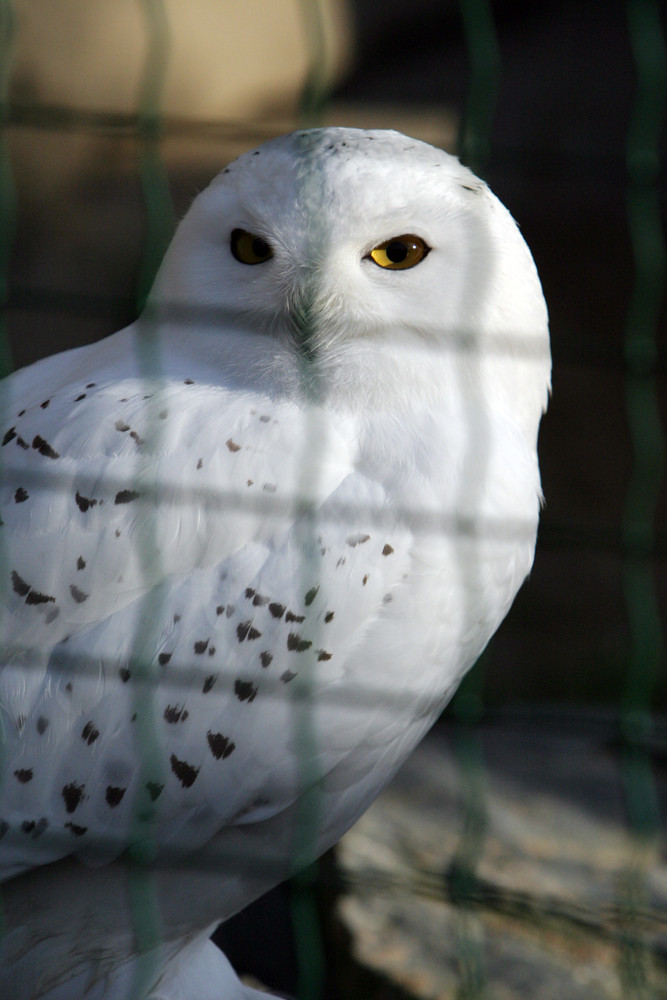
[366, 234, 430, 270]
[231, 229, 273, 265]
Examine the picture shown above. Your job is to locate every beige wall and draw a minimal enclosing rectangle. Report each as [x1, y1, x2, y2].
[10, 0, 352, 120]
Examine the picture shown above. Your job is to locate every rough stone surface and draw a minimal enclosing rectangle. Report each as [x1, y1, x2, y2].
[334, 717, 667, 999]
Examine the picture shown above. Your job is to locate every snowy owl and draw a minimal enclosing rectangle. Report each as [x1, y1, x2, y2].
[0, 127, 550, 999]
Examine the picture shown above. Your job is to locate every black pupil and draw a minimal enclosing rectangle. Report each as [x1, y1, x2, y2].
[252, 237, 269, 258]
[386, 240, 409, 263]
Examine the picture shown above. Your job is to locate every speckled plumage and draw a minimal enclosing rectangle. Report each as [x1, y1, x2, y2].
[0, 128, 550, 998]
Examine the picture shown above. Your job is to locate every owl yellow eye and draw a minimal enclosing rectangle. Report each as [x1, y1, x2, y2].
[366, 234, 430, 270]
[231, 228, 273, 265]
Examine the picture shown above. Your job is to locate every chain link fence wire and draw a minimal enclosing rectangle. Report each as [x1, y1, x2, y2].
[0, 1, 664, 999]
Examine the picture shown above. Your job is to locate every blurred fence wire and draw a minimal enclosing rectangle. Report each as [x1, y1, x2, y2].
[0, 1, 665, 999]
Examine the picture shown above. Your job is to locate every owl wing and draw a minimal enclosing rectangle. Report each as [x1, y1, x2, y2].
[0, 338, 413, 880]
[0, 470, 413, 879]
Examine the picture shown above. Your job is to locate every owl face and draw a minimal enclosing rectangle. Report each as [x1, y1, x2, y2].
[150, 128, 550, 427]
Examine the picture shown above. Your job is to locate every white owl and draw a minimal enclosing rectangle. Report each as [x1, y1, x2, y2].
[0, 128, 550, 999]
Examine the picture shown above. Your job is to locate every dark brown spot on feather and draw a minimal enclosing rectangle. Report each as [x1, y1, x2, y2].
[317, 650, 332, 661]
[37, 716, 48, 734]
[62, 782, 85, 813]
[32, 435, 60, 459]
[65, 821, 87, 836]
[207, 731, 235, 759]
[202, 674, 217, 693]
[26, 588, 56, 605]
[382, 544, 394, 556]
[31, 817, 48, 838]
[14, 768, 33, 783]
[285, 611, 305, 623]
[236, 620, 252, 641]
[12, 571, 56, 606]
[158, 652, 172, 666]
[226, 438, 241, 452]
[287, 633, 312, 653]
[75, 491, 98, 512]
[14, 487, 28, 503]
[114, 489, 140, 505]
[119, 667, 131, 683]
[106, 786, 126, 807]
[115, 420, 130, 433]
[170, 754, 200, 788]
[194, 639, 209, 654]
[260, 651, 273, 668]
[304, 586, 319, 606]
[281, 670, 296, 683]
[234, 679, 258, 702]
[324, 611, 334, 623]
[77, 556, 86, 570]
[2, 426, 16, 445]
[164, 704, 188, 723]
[269, 602, 285, 619]
[81, 721, 99, 744]
[11, 570, 29, 597]
[69, 584, 88, 604]
[347, 533, 370, 547]
[40, 399, 50, 408]
[146, 781, 164, 801]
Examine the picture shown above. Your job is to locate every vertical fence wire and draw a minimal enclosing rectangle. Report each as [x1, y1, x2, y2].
[0, 0, 13, 956]
[448, 2, 501, 997]
[619, 0, 666, 996]
[297, 0, 333, 126]
[0, 0, 14, 382]
[127, 1, 176, 996]
[288, 6, 341, 997]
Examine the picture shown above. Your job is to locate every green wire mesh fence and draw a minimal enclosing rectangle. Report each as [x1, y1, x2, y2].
[0, 1, 665, 999]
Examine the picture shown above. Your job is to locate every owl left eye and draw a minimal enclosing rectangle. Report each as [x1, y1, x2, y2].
[231, 229, 273, 265]
[365, 234, 430, 270]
